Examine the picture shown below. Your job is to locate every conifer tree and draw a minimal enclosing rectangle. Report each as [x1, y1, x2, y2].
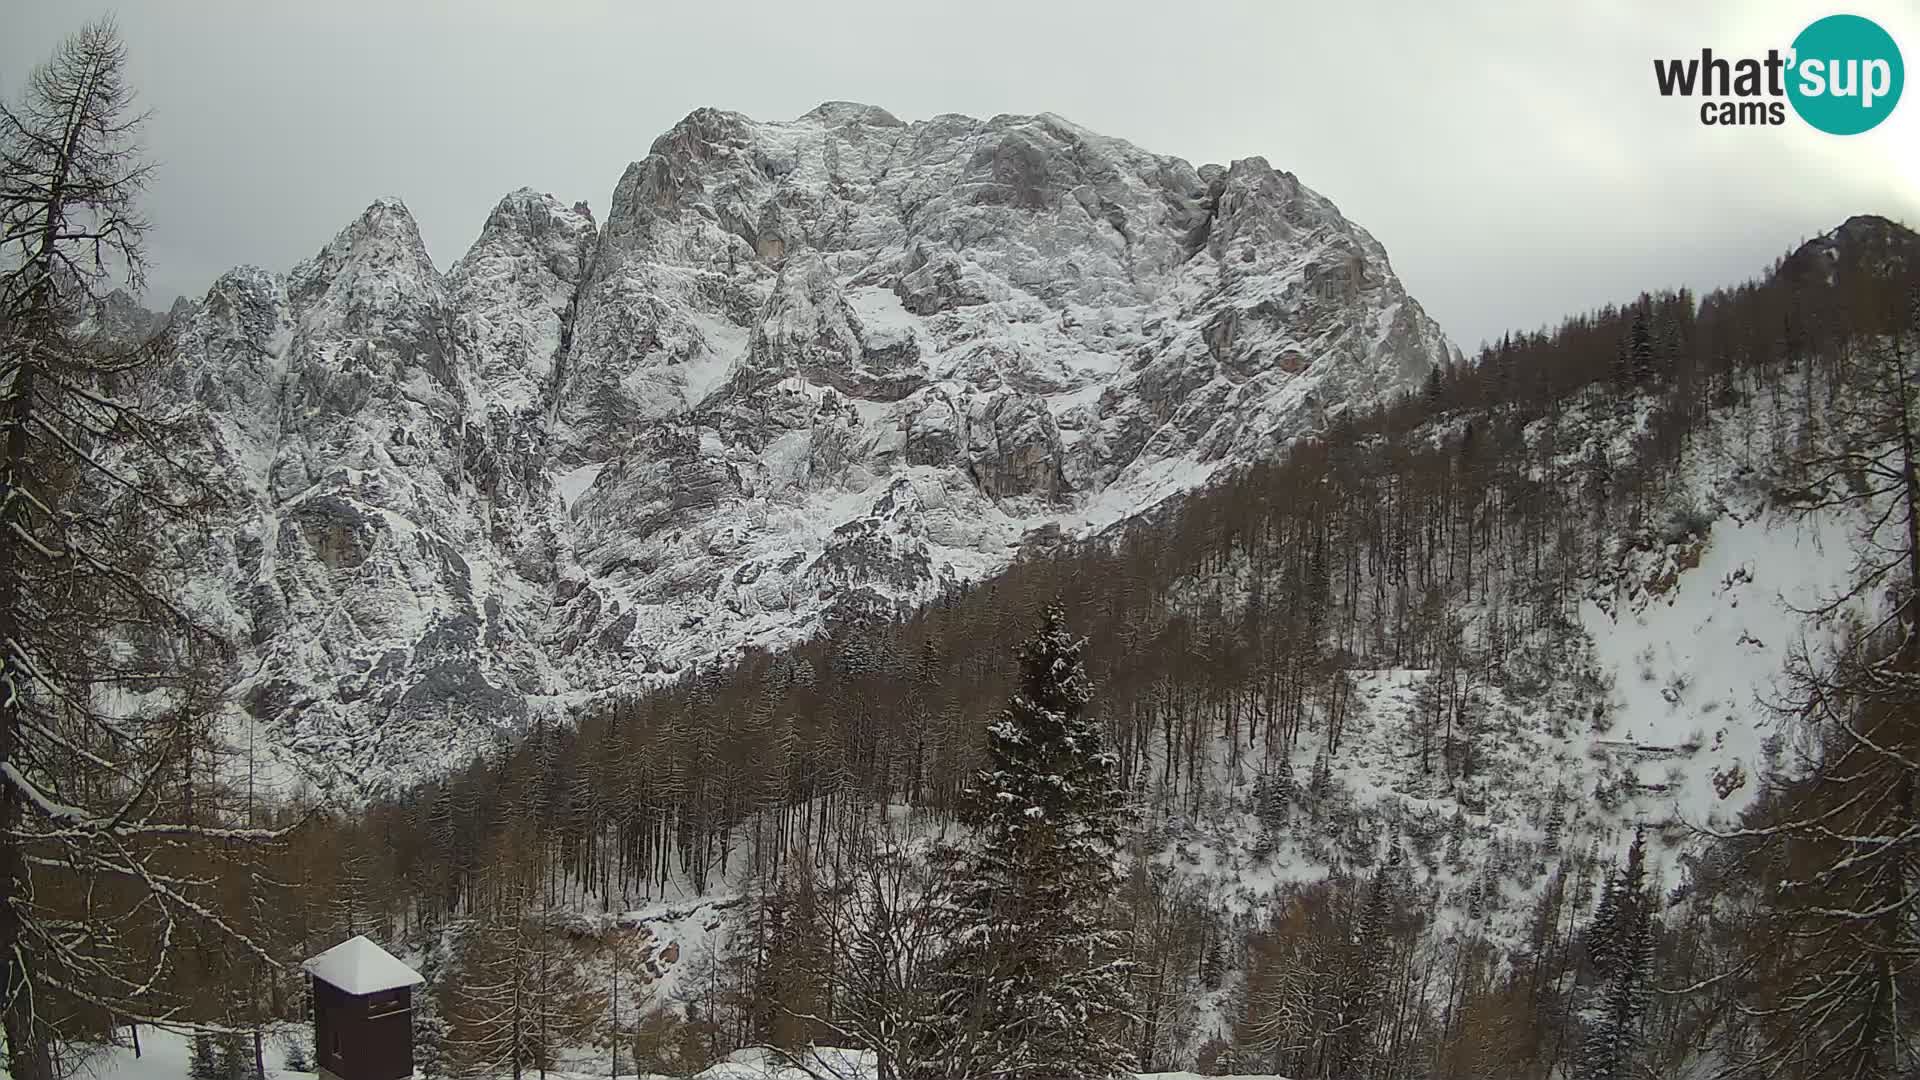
[1630, 310, 1657, 380]
[1545, 787, 1568, 848]
[1254, 759, 1292, 829]
[214, 1030, 251, 1080]
[188, 1033, 220, 1080]
[1339, 841, 1402, 1074]
[1587, 870, 1622, 979]
[1310, 750, 1333, 803]
[1581, 826, 1652, 1080]
[413, 940, 452, 1080]
[922, 602, 1137, 1080]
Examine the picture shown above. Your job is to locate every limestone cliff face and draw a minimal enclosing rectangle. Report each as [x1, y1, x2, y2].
[158, 104, 1456, 797]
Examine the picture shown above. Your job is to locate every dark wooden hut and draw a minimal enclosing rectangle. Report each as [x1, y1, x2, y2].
[302, 935, 424, 1080]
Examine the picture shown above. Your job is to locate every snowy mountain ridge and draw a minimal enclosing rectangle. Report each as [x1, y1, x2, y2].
[147, 103, 1457, 796]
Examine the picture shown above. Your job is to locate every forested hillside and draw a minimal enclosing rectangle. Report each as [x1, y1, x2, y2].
[159, 216, 1911, 1080]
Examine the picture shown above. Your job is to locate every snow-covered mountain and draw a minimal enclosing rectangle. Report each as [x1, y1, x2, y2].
[157, 104, 1456, 795]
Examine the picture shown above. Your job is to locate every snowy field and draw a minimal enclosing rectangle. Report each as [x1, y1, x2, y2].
[25, 1030, 1296, 1080]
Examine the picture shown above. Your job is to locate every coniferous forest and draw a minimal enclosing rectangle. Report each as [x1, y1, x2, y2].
[4, 17, 1920, 1080]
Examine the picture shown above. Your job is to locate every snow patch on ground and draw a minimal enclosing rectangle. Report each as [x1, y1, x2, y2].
[1580, 508, 1860, 831]
[557, 461, 608, 510]
[28, 1024, 1298, 1080]
[845, 284, 917, 352]
[685, 312, 750, 407]
[9, 1023, 315, 1080]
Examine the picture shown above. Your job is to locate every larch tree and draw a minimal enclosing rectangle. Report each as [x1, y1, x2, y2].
[443, 825, 604, 1080]
[770, 819, 947, 1080]
[921, 602, 1138, 1080]
[1696, 292, 1920, 1080]
[0, 18, 285, 1078]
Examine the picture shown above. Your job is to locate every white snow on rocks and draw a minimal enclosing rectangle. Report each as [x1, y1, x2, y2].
[152, 104, 1456, 797]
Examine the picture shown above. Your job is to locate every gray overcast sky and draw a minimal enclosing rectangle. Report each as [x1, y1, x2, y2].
[3, 1, 1917, 351]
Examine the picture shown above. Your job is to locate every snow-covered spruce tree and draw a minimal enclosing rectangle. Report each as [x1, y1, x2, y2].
[919, 602, 1137, 1080]
[213, 1029, 251, 1080]
[1629, 308, 1658, 380]
[1254, 757, 1292, 830]
[0, 19, 284, 1077]
[187, 1032, 219, 1080]
[1586, 854, 1626, 980]
[412, 935, 452, 1080]
[1580, 826, 1653, 1080]
[278, 1030, 310, 1074]
[1335, 837, 1402, 1074]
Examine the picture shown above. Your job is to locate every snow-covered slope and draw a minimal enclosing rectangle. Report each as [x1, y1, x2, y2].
[153, 104, 1456, 795]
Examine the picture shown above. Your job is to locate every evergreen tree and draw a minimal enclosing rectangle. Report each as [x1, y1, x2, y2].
[1587, 826, 1647, 981]
[922, 602, 1137, 1080]
[188, 1033, 220, 1080]
[1254, 759, 1292, 829]
[1339, 842, 1402, 1074]
[1587, 866, 1623, 978]
[1310, 750, 1333, 802]
[1305, 539, 1330, 640]
[280, 1031, 310, 1074]
[1630, 309, 1657, 379]
[1445, 811, 1467, 868]
[1545, 788, 1568, 849]
[214, 1030, 251, 1080]
[1581, 826, 1652, 1080]
[413, 940, 452, 1079]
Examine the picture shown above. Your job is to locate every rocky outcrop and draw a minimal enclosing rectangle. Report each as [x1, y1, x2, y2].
[153, 105, 1456, 797]
[964, 391, 1066, 499]
[448, 188, 597, 417]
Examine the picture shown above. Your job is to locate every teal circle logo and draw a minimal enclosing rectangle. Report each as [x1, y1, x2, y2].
[1787, 14, 1903, 134]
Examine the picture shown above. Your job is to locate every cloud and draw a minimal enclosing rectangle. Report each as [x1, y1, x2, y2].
[2, 0, 1914, 352]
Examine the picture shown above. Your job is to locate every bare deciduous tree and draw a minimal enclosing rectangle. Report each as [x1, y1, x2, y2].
[0, 19, 286, 1077]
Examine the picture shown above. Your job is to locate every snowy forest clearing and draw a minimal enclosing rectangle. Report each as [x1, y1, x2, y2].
[11, 1030, 1300, 1080]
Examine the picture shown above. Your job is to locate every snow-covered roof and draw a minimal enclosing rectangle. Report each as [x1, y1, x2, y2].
[302, 935, 423, 995]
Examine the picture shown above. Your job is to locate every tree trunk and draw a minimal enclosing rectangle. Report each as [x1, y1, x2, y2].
[0, 355, 48, 1080]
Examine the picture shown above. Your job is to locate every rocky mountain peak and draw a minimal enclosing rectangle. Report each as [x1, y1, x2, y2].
[158, 105, 1459, 796]
[286, 197, 437, 317]
[449, 188, 597, 416]
[800, 100, 906, 128]
[1779, 213, 1919, 286]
